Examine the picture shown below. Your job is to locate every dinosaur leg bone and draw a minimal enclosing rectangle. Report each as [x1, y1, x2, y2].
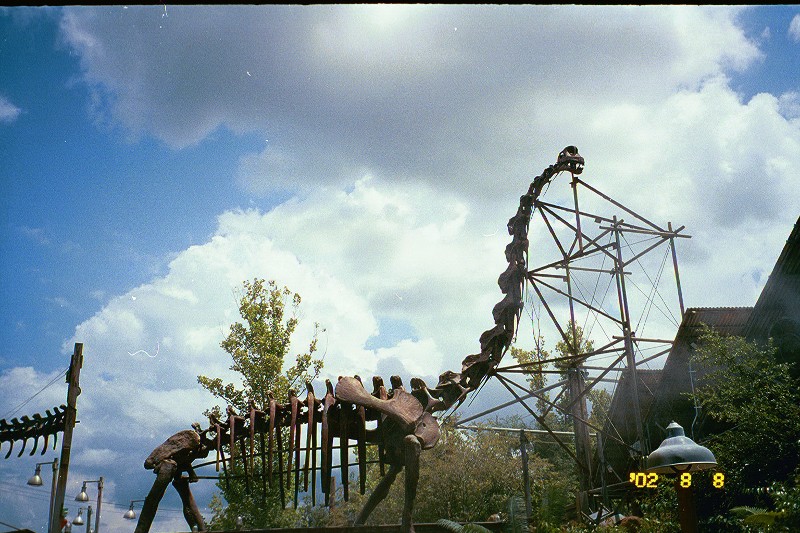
[402, 434, 422, 533]
[354, 462, 401, 526]
[134, 459, 177, 533]
[172, 475, 207, 531]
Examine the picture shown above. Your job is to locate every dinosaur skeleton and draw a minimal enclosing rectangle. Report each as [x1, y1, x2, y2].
[137, 146, 585, 533]
[0, 405, 67, 459]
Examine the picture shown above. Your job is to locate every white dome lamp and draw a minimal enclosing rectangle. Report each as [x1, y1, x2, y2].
[647, 421, 717, 533]
[73, 508, 85, 526]
[647, 421, 717, 473]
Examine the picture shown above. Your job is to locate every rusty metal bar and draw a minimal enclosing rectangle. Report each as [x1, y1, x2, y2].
[538, 206, 568, 257]
[530, 280, 575, 354]
[669, 222, 686, 318]
[530, 276, 624, 325]
[526, 239, 616, 276]
[494, 373, 583, 466]
[575, 177, 666, 233]
[536, 203, 619, 264]
[571, 173, 584, 253]
[496, 338, 624, 371]
[613, 216, 646, 459]
[455, 379, 569, 425]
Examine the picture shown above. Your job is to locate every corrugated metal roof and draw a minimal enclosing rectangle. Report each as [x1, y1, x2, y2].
[645, 306, 750, 408]
[745, 216, 800, 341]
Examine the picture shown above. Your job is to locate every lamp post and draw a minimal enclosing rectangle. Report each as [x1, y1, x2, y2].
[27, 458, 59, 532]
[83, 506, 93, 533]
[647, 421, 717, 533]
[75, 477, 103, 533]
[123, 499, 146, 520]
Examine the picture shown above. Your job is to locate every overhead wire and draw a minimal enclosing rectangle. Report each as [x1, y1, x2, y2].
[0, 479, 187, 515]
[2, 367, 68, 420]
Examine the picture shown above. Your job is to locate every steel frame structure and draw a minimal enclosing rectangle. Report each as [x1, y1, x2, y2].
[456, 161, 689, 519]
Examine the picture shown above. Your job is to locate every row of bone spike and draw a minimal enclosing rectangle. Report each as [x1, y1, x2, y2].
[0, 405, 67, 459]
[191, 376, 425, 507]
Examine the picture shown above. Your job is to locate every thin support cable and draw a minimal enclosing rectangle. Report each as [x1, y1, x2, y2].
[633, 242, 671, 335]
[571, 274, 615, 347]
[621, 232, 680, 328]
[624, 272, 680, 330]
[2, 367, 68, 420]
[579, 233, 611, 339]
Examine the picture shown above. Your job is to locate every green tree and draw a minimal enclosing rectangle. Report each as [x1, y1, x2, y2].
[313, 418, 557, 528]
[689, 327, 800, 530]
[510, 322, 608, 525]
[197, 278, 324, 529]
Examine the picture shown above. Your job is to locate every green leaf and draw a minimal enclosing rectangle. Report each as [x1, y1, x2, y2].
[437, 519, 465, 533]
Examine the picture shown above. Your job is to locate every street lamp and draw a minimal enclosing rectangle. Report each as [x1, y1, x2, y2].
[647, 421, 717, 533]
[647, 421, 717, 474]
[72, 508, 85, 526]
[75, 477, 103, 533]
[123, 499, 146, 520]
[27, 458, 59, 533]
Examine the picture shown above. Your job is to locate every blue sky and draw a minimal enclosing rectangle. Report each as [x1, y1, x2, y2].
[1, 5, 799, 532]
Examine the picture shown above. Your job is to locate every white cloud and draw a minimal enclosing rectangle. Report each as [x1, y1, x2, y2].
[789, 14, 800, 42]
[779, 91, 800, 120]
[0, 94, 21, 123]
[0, 367, 66, 420]
[3, 6, 798, 530]
[57, 5, 760, 200]
[51, 175, 502, 456]
[0, 177, 505, 529]
[18, 225, 50, 246]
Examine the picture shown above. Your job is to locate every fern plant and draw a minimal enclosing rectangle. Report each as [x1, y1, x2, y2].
[436, 495, 527, 533]
[730, 505, 784, 526]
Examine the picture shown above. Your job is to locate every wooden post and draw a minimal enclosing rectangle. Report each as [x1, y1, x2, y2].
[51, 343, 83, 533]
[520, 430, 531, 522]
[676, 481, 698, 533]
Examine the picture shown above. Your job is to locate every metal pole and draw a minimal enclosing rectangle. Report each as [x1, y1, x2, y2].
[568, 366, 593, 515]
[48, 459, 59, 533]
[597, 433, 610, 509]
[519, 430, 531, 523]
[95, 477, 103, 533]
[571, 173, 584, 253]
[564, 255, 593, 515]
[668, 222, 685, 318]
[51, 343, 83, 533]
[613, 218, 646, 459]
[86, 505, 92, 533]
